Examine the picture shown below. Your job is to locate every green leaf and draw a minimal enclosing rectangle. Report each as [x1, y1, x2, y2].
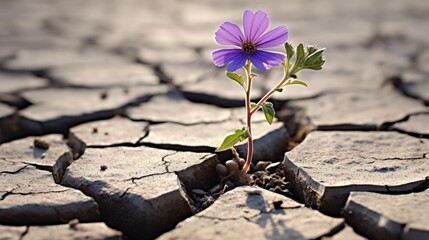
[304, 49, 325, 66]
[226, 72, 245, 89]
[215, 128, 249, 152]
[283, 79, 308, 87]
[295, 43, 306, 66]
[261, 102, 275, 125]
[284, 42, 295, 60]
[250, 73, 258, 78]
[304, 64, 324, 70]
[302, 46, 325, 71]
[274, 88, 283, 93]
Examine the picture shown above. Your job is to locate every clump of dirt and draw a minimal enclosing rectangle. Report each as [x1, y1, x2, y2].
[189, 157, 292, 213]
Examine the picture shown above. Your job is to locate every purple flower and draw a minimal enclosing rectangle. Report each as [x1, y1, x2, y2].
[212, 10, 288, 72]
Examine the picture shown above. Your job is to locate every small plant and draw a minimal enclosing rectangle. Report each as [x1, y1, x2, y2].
[212, 10, 325, 174]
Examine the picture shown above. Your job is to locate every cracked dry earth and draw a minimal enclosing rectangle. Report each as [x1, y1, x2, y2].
[0, 0, 429, 240]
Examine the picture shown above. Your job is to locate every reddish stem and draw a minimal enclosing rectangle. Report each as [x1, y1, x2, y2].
[241, 62, 253, 173]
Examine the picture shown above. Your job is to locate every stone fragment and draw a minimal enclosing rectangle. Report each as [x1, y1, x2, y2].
[0, 166, 99, 225]
[48, 62, 159, 88]
[158, 186, 343, 240]
[343, 190, 429, 240]
[2, 49, 125, 71]
[127, 94, 231, 125]
[22, 223, 122, 240]
[290, 89, 427, 128]
[20, 85, 167, 123]
[61, 146, 218, 239]
[0, 134, 69, 167]
[283, 131, 429, 216]
[392, 113, 429, 137]
[70, 116, 149, 146]
[0, 73, 47, 93]
[66, 132, 86, 160]
[52, 152, 74, 184]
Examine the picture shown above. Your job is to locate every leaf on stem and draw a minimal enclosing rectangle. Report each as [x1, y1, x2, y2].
[261, 102, 275, 125]
[215, 128, 249, 152]
[282, 79, 308, 87]
[226, 72, 245, 89]
[284, 42, 295, 60]
[295, 43, 306, 66]
[303, 48, 325, 70]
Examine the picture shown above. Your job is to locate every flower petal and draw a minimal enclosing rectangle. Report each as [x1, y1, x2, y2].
[212, 48, 242, 67]
[255, 26, 288, 48]
[243, 10, 269, 42]
[226, 52, 248, 72]
[250, 50, 285, 71]
[215, 22, 245, 46]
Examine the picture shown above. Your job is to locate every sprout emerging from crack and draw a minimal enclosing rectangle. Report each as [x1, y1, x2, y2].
[212, 10, 325, 174]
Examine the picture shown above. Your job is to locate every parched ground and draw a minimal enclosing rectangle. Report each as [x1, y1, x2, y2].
[0, 0, 429, 239]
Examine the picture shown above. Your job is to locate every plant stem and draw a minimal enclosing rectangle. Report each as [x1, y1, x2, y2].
[250, 63, 291, 116]
[241, 61, 253, 173]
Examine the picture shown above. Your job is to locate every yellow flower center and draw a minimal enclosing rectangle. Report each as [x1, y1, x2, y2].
[242, 41, 256, 54]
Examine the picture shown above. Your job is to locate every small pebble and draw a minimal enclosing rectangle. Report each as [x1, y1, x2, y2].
[216, 164, 228, 177]
[265, 179, 276, 189]
[92, 127, 98, 133]
[255, 178, 263, 187]
[100, 91, 108, 99]
[191, 189, 207, 196]
[34, 138, 50, 150]
[225, 160, 239, 173]
[253, 171, 265, 178]
[254, 161, 272, 172]
[233, 158, 245, 168]
[265, 162, 281, 172]
[68, 219, 79, 228]
[100, 165, 108, 171]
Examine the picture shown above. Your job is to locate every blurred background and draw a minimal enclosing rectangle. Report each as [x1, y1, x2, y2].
[0, 0, 428, 142]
